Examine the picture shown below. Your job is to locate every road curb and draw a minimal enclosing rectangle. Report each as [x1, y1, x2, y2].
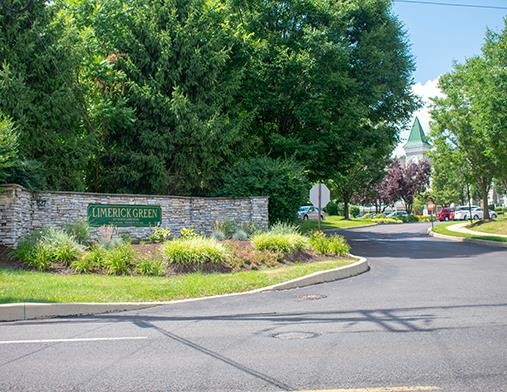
[0, 255, 368, 322]
[428, 228, 507, 248]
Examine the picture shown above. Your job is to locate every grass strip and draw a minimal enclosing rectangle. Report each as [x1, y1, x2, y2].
[0, 258, 353, 304]
[299, 216, 376, 233]
[469, 218, 507, 235]
[432, 222, 507, 243]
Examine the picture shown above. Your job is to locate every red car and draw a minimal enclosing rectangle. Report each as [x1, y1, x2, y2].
[437, 207, 455, 221]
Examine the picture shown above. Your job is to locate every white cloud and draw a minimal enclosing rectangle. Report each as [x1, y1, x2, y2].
[393, 77, 444, 157]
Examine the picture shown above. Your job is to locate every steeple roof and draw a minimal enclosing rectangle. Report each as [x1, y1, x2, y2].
[404, 117, 431, 149]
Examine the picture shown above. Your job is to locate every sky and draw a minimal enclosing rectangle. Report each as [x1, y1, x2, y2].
[390, 0, 506, 157]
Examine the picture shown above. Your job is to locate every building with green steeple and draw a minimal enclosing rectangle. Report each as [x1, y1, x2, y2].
[403, 117, 431, 165]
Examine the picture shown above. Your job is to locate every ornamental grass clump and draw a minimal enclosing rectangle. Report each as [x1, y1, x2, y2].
[12, 228, 83, 270]
[104, 243, 136, 275]
[252, 232, 307, 256]
[162, 237, 230, 268]
[71, 245, 106, 274]
[268, 222, 301, 235]
[136, 258, 166, 276]
[309, 231, 350, 256]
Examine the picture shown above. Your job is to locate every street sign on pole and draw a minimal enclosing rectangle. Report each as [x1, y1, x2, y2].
[310, 183, 330, 231]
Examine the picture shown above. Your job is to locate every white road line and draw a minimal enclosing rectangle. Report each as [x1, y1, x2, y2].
[0, 336, 148, 345]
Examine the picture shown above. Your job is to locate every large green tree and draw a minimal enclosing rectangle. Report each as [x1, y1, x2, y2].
[61, 0, 252, 195]
[229, 0, 418, 215]
[431, 21, 507, 218]
[0, 1, 91, 190]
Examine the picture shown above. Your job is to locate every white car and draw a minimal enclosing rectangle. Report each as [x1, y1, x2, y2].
[453, 206, 477, 220]
[298, 206, 325, 220]
[454, 206, 496, 220]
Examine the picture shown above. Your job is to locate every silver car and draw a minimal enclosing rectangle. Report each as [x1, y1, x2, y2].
[298, 206, 325, 220]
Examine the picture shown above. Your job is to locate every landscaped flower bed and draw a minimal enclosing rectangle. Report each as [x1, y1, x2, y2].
[7, 221, 351, 277]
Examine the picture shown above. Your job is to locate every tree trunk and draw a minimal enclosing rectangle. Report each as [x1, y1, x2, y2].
[481, 186, 490, 220]
[478, 177, 491, 220]
[343, 198, 350, 220]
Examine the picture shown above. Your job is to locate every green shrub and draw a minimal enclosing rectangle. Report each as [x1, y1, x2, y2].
[252, 232, 307, 256]
[211, 230, 226, 241]
[309, 231, 350, 256]
[12, 228, 82, 269]
[372, 217, 402, 224]
[104, 243, 136, 275]
[43, 229, 83, 265]
[324, 201, 339, 216]
[269, 222, 301, 235]
[216, 157, 308, 223]
[163, 237, 229, 266]
[64, 219, 90, 244]
[136, 258, 166, 276]
[11, 230, 44, 266]
[232, 229, 248, 241]
[148, 227, 171, 243]
[240, 222, 263, 237]
[180, 227, 198, 239]
[400, 215, 419, 223]
[30, 242, 54, 271]
[71, 246, 106, 273]
[350, 206, 360, 218]
[213, 220, 237, 239]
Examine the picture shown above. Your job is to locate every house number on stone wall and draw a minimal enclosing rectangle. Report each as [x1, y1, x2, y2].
[87, 204, 162, 227]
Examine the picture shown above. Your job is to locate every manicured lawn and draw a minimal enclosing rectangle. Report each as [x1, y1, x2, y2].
[0, 258, 353, 304]
[432, 222, 507, 243]
[299, 215, 375, 233]
[470, 216, 507, 235]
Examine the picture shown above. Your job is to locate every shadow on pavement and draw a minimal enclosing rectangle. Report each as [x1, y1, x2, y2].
[7, 302, 506, 335]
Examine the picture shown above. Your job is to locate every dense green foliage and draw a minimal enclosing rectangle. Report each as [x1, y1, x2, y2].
[430, 21, 507, 215]
[308, 231, 350, 256]
[0, 1, 91, 190]
[1, 0, 418, 221]
[0, 113, 18, 183]
[218, 157, 308, 223]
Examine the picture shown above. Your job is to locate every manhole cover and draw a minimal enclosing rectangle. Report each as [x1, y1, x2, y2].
[272, 331, 319, 340]
[297, 294, 327, 301]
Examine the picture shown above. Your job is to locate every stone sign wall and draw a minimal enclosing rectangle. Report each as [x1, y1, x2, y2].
[0, 184, 268, 247]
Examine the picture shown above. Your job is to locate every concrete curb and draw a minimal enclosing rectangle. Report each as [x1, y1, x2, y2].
[260, 255, 368, 291]
[0, 255, 368, 322]
[428, 228, 507, 248]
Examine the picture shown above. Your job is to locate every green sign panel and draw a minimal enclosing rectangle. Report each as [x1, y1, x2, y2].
[87, 204, 162, 227]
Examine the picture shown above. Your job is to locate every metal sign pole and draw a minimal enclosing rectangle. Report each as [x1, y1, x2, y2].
[318, 184, 321, 231]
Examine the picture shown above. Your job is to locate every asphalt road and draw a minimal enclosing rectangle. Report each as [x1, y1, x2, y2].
[1, 223, 506, 392]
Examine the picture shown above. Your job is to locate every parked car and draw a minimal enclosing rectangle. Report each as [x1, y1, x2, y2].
[298, 205, 325, 220]
[453, 205, 480, 220]
[386, 211, 408, 218]
[468, 207, 497, 220]
[437, 207, 455, 221]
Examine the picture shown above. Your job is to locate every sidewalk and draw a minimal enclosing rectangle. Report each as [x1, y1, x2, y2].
[447, 222, 507, 238]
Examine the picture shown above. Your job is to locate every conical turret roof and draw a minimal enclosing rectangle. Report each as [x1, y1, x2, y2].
[404, 117, 431, 149]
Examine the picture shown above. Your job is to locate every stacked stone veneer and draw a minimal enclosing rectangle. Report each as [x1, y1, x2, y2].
[0, 184, 268, 247]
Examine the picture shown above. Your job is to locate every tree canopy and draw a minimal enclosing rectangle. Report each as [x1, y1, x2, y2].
[430, 20, 507, 217]
[0, 0, 419, 221]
